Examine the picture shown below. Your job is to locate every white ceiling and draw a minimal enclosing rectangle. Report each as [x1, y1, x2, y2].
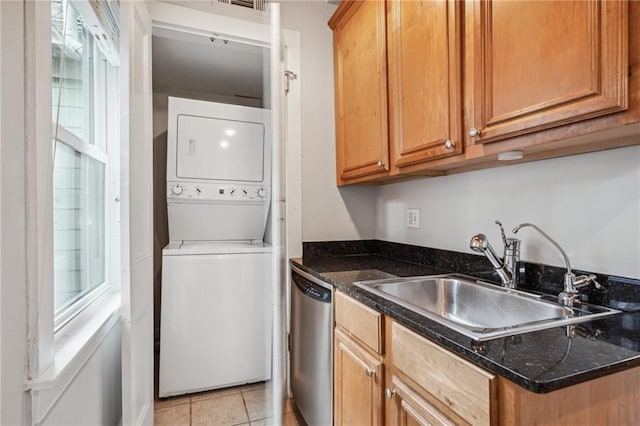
[152, 27, 267, 101]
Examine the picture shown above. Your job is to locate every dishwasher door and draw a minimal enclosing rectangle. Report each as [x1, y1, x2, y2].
[290, 267, 333, 426]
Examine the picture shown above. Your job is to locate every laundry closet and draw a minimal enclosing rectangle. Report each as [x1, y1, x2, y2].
[149, 4, 274, 400]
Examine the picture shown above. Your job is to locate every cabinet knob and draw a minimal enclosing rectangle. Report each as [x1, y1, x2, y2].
[385, 388, 397, 400]
[365, 368, 376, 377]
[376, 160, 385, 168]
[444, 140, 455, 149]
[469, 128, 480, 137]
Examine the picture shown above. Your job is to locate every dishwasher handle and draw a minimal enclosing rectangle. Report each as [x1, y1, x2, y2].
[291, 267, 333, 304]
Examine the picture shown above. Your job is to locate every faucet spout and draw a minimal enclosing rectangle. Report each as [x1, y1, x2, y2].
[512, 223, 572, 273]
[470, 234, 503, 269]
[512, 222, 600, 307]
[469, 233, 515, 287]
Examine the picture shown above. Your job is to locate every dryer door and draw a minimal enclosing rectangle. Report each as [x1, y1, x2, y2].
[176, 115, 265, 182]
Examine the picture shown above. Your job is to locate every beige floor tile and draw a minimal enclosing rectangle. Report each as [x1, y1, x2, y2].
[154, 394, 191, 410]
[192, 393, 248, 426]
[250, 418, 272, 426]
[249, 413, 302, 426]
[243, 388, 273, 421]
[243, 388, 294, 421]
[248, 412, 302, 426]
[191, 385, 243, 402]
[154, 402, 190, 426]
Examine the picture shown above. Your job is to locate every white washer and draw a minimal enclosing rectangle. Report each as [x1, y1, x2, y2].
[159, 97, 272, 397]
[159, 241, 272, 397]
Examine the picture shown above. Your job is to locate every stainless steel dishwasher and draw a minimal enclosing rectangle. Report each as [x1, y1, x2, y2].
[290, 265, 333, 426]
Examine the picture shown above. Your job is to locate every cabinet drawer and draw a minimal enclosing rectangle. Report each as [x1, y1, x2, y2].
[335, 291, 383, 354]
[392, 322, 496, 426]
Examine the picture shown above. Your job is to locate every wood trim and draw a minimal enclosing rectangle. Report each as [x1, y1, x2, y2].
[333, 23, 344, 186]
[375, 0, 390, 176]
[328, 0, 355, 30]
[392, 322, 496, 426]
[396, 119, 640, 176]
[335, 290, 383, 354]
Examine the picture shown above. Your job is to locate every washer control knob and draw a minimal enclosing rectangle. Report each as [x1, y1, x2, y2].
[171, 184, 183, 195]
[257, 188, 266, 198]
[242, 188, 248, 196]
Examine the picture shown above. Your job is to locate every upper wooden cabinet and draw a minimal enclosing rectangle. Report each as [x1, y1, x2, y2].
[387, 0, 463, 168]
[330, 0, 389, 184]
[329, 0, 636, 185]
[466, 0, 628, 145]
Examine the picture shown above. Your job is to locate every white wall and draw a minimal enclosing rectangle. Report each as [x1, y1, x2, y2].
[0, 1, 29, 424]
[376, 146, 640, 279]
[37, 323, 122, 426]
[281, 2, 378, 242]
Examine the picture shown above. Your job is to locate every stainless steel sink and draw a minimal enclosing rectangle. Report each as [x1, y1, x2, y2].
[354, 274, 619, 341]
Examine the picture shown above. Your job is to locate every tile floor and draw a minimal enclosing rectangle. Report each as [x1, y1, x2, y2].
[154, 382, 305, 426]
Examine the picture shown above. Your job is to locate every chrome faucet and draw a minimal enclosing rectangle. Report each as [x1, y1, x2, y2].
[512, 223, 602, 307]
[470, 221, 521, 288]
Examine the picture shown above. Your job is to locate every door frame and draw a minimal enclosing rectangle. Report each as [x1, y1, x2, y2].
[146, 0, 303, 404]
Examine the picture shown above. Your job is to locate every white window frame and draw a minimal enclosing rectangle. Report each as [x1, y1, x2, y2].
[26, 1, 122, 421]
[51, 0, 113, 331]
[52, 129, 111, 331]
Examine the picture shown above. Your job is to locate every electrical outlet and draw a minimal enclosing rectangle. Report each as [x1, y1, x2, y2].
[406, 208, 421, 229]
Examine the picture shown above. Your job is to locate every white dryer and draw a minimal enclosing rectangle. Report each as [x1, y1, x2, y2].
[159, 97, 272, 398]
[165, 97, 271, 242]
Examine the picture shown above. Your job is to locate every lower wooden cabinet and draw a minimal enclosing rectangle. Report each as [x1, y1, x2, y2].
[389, 375, 456, 426]
[334, 327, 384, 426]
[391, 322, 496, 425]
[333, 292, 640, 425]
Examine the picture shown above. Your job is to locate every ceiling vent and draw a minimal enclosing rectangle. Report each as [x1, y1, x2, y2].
[216, 0, 269, 12]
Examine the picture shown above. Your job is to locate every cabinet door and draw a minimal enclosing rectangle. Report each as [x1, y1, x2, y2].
[390, 376, 456, 426]
[331, 0, 389, 184]
[467, 0, 628, 145]
[387, 0, 463, 168]
[334, 327, 384, 426]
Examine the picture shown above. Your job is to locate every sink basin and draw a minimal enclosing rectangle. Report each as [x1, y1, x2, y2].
[354, 274, 619, 341]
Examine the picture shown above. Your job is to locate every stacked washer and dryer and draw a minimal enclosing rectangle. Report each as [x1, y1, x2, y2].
[159, 97, 272, 398]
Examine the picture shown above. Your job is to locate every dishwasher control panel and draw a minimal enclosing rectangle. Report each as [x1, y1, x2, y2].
[293, 272, 332, 303]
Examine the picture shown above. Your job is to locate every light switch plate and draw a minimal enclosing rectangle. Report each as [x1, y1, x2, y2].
[406, 208, 421, 229]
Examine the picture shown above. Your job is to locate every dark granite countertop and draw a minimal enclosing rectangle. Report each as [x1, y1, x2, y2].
[291, 252, 640, 394]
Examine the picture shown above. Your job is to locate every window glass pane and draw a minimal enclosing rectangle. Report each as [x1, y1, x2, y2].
[53, 141, 106, 314]
[52, 0, 95, 143]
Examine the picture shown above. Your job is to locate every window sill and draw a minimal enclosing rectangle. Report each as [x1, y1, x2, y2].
[28, 289, 121, 423]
